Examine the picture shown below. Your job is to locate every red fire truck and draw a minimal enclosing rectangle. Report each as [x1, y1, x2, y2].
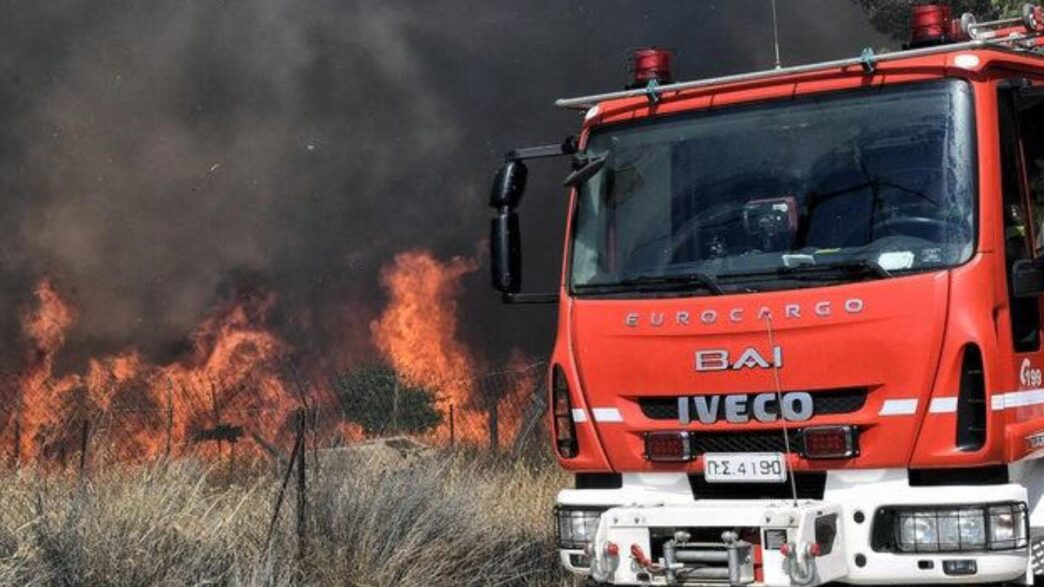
[490, 3, 1044, 585]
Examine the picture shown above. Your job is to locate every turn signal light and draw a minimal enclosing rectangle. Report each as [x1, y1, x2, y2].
[644, 431, 695, 462]
[552, 366, 578, 459]
[802, 425, 858, 459]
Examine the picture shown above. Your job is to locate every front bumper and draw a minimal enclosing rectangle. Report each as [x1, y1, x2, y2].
[557, 469, 1030, 586]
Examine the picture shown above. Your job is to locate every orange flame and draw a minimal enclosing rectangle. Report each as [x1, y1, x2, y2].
[13, 281, 344, 464]
[10, 248, 534, 464]
[370, 250, 532, 447]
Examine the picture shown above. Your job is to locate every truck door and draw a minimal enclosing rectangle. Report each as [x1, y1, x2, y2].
[999, 83, 1041, 355]
[999, 82, 1044, 414]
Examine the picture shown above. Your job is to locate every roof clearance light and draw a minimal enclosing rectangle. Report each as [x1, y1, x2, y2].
[910, 4, 953, 47]
[629, 47, 674, 89]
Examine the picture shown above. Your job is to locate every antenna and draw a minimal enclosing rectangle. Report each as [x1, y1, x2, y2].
[771, 0, 783, 69]
[764, 313, 799, 507]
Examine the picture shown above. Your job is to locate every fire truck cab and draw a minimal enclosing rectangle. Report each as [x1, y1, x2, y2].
[490, 4, 1044, 586]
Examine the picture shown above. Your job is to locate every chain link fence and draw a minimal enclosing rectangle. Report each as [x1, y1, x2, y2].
[0, 360, 550, 473]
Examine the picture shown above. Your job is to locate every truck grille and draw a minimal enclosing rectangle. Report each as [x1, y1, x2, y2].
[639, 387, 867, 420]
[689, 431, 793, 454]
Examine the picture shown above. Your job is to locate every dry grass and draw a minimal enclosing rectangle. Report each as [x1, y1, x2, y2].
[0, 448, 571, 586]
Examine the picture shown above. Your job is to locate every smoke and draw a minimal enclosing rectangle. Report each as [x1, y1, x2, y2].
[0, 0, 886, 372]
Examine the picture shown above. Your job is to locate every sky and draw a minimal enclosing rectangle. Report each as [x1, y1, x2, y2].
[0, 0, 889, 374]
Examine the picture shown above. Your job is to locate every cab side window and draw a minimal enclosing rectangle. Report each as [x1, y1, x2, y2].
[998, 85, 1041, 352]
[1018, 94, 1044, 255]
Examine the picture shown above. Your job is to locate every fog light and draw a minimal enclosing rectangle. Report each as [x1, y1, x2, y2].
[943, 559, 977, 576]
[555, 506, 605, 550]
[568, 553, 590, 569]
[801, 425, 857, 459]
[644, 431, 694, 461]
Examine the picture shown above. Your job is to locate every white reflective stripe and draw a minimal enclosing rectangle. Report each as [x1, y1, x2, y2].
[592, 407, 624, 422]
[993, 388, 1044, 410]
[928, 397, 958, 414]
[571, 409, 588, 423]
[879, 398, 918, 416]
[992, 395, 1006, 411]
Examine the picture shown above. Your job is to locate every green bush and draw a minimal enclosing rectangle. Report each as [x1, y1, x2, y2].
[331, 361, 442, 435]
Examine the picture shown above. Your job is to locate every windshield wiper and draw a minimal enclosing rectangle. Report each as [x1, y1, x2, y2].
[731, 258, 893, 283]
[574, 271, 726, 295]
[796, 258, 893, 278]
[617, 272, 726, 295]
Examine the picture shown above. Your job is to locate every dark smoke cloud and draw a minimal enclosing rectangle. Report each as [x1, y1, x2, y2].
[0, 0, 886, 372]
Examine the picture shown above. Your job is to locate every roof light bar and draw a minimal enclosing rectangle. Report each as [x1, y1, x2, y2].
[556, 6, 1044, 110]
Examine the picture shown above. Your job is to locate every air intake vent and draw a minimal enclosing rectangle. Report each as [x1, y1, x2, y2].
[956, 345, 987, 452]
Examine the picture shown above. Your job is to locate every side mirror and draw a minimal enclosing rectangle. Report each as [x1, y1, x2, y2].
[490, 211, 521, 294]
[489, 160, 528, 209]
[485, 140, 573, 305]
[1012, 259, 1044, 297]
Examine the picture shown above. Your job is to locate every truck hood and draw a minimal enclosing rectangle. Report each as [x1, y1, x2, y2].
[569, 271, 949, 472]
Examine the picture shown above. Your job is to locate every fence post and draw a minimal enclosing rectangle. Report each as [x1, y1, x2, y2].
[78, 419, 90, 473]
[262, 419, 304, 559]
[12, 411, 20, 468]
[391, 379, 399, 434]
[295, 409, 307, 563]
[164, 379, 174, 459]
[448, 403, 455, 446]
[488, 401, 499, 451]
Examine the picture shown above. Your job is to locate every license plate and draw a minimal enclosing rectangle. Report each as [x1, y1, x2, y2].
[703, 453, 787, 483]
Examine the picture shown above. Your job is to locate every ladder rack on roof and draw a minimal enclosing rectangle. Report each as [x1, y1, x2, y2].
[555, 3, 1044, 110]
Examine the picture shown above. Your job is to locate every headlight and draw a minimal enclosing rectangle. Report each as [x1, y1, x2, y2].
[899, 513, 939, 550]
[875, 502, 1027, 553]
[555, 506, 606, 550]
[989, 504, 1028, 550]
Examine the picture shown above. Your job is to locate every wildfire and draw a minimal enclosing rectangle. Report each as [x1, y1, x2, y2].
[7, 249, 535, 465]
[13, 281, 315, 463]
[370, 250, 532, 446]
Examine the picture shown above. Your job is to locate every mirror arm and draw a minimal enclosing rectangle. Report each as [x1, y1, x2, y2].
[502, 292, 559, 304]
[503, 136, 577, 163]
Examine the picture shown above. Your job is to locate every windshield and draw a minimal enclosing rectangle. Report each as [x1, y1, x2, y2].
[570, 79, 976, 295]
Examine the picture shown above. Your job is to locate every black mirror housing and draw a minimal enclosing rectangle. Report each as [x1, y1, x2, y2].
[490, 212, 521, 294]
[489, 160, 528, 209]
[1012, 259, 1044, 297]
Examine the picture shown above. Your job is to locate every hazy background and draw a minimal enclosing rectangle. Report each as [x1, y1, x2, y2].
[0, 0, 889, 373]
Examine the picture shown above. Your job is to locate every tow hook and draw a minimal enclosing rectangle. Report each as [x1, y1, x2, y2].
[780, 541, 819, 585]
[630, 543, 658, 570]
